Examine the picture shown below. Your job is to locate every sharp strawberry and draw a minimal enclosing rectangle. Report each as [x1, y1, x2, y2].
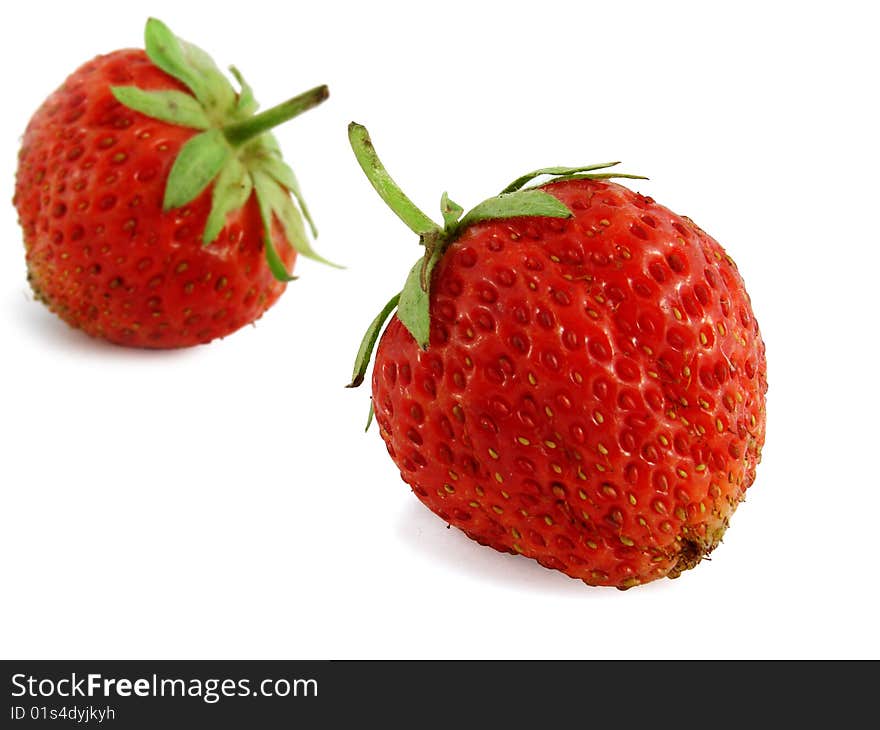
[14, 18, 336, 348]
[348, 123, 767, 589]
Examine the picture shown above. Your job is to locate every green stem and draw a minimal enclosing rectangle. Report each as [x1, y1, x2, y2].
[223, 85, 329, 147]
[348, 123, 439, 237]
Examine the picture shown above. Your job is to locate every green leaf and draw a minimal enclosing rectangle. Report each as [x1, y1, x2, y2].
[258, 153, 318, 238]
[397, 245, 444, 350]
[178, 38, 236, 114]
[252, 170, 296, 282]
[398, 258, 431, 349]
[111, 86, 211, 130]
[229, 66, 258, 118]
[144, 19, 209, 103]
[253, 172, 341, 269]
[203, 157, 252, 245]
[348, 293, 401, 388]
[440, 192, 463, 230]
[458, 189, 572, 229]
[365, 401, 375, 432]
[542, 172, 649, 183]
[143, 18, 234, 116]
[501, 163, 623, 194]
[163, 129, 230, 210]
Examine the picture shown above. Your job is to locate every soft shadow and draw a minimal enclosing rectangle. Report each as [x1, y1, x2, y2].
[395, 500, 669, 597]
[12, 289, 203, 362]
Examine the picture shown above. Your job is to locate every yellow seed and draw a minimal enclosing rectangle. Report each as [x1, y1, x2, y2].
[695, 464, 707, 472]
[517, 436, 530, 446]
[511, 528, 521, 539]
[488, 448, 499, 459]
[578, 468, 588, 481]
[673, 307, 683, 320]
[475, 486, 485, 497]
[501, 490, 510, 499]
[544, 516, 554, 526]
[528, 372, 537, 385]
[619, 535, 635, 547]
[700, 332, 708, 345]
[545, 406, 554, 418]
[578, 489, 588, 501]
[596, 464, 607, 472]
[587, 540, 598, 550]
[544, 440, 557, 449]
[492, 505, 503, 514]
[552, 464, 562, 474]
[597, 443, 608, 455]
[444, 484, 455, 494]
[677, 468, 688, 478]
[658, 435, 669, 447]
[593, 410, 604, 424]
[628, 494, 637, 505]
[448, 470, 459, 481]
[494, 472, 504, 483]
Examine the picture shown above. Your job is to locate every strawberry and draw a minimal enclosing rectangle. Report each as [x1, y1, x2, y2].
[14, 18, 335, 348]
[348, 123, 767, 589]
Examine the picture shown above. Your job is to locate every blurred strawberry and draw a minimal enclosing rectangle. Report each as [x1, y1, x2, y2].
[14, 18, 334, 348]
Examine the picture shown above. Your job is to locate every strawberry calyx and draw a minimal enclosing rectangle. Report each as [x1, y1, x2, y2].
[347, 122, 644, 390]
[111, 18, 337, 281]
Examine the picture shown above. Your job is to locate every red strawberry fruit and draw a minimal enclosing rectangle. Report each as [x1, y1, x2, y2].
[14, 18, 335, 348]
[348, 123, 767, 589]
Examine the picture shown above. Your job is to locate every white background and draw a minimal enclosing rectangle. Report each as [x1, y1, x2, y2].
[1, 0, 877, 660]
